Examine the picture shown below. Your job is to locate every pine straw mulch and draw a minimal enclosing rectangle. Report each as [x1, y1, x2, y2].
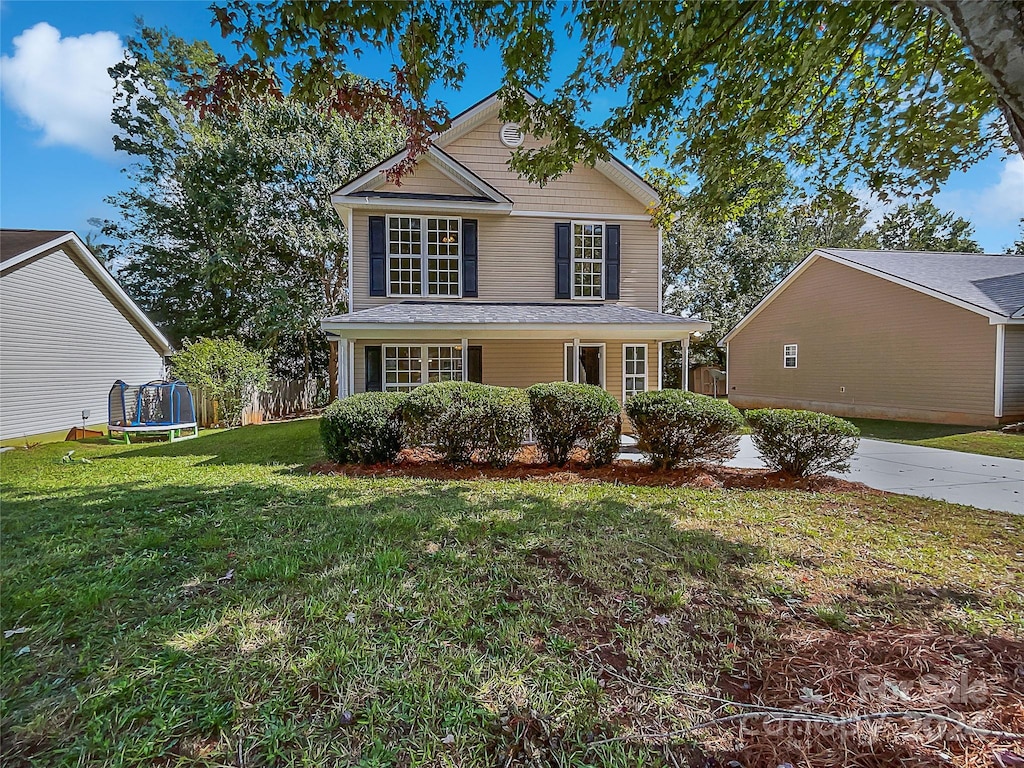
[312, 446, 874, 493]
[705, 627, 1024, 768]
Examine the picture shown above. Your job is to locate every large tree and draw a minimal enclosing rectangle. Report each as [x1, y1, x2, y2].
[104, 28, 404, 378]
[204, 1, 1022, 216]
[873, 200, 981, 252]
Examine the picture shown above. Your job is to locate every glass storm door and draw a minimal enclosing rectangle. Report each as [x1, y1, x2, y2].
[564, 344, 604, 387]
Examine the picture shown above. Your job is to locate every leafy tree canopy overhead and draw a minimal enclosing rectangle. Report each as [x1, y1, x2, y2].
[207, 1, 1024, 217]
[103, 27, 405, 379]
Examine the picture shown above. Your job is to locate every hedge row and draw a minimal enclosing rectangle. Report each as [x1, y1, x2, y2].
[321, 383, 859, 476]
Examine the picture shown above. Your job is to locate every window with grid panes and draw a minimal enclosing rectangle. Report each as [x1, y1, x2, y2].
[387, 216, 461, 296]
[572, 221, 603, 299]
[383, 345, 422, 391]
[623, 345, 647, 400]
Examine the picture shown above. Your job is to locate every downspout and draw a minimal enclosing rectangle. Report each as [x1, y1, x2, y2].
[995, 324, 1005, 419]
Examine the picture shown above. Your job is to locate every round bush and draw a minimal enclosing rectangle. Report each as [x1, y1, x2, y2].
[401, 381, 530, 467]
[745, 408, 860, 477]
[320, 392, 407, 465]
[626, 390, 744, 469]
[526, 382, 622, 467]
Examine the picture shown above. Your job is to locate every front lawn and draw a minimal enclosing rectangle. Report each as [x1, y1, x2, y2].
[848, 418, 1024, 460]
[2, 420, 1021, 767]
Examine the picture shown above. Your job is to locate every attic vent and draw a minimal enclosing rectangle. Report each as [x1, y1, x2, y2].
[499, 122, 524, 148]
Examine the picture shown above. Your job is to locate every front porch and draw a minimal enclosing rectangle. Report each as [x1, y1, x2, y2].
[322, 301, 712, 406]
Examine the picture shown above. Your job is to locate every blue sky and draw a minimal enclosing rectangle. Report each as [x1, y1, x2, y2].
[2, 1, 1022, 252]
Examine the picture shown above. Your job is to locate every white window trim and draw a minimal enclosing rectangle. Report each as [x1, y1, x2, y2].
[382, 343, 465, 390]
[563, 342, 607, 387]
[783, 343, 798, 369]
[570, 220, 605, 301]
[622, 344, 648, 403]
[385, 214, 462, 299]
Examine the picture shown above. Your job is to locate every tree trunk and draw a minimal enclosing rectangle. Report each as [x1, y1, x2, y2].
[920, 0, 1024, 158]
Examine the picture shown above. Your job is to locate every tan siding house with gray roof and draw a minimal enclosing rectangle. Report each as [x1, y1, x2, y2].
[722, 249, 1024, 427]
[322, 91, 709, 411]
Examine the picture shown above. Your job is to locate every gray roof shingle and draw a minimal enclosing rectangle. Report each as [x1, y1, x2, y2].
[820, 248, 1024, 318]
[1, 229, 73, 263]
[324, 301, 706, 325]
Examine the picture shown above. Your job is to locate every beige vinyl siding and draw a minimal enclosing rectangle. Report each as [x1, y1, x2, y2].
[0, 249, 166, 440]
[350, 210, 659, 311]
[1003, 325, 1024, 418]
[438, 116, 650, 215]
[374, 161, 475, 197]
[351, 339, 660, 406]
[727, 257, 999, 426]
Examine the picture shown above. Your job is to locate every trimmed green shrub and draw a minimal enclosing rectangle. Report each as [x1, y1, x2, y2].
[626, 390, 744, 469]
[320, 392, 408, 464]
[746, 409, 860, 477]
[526, 382, 622, 467]
[401, 381, 530, 467]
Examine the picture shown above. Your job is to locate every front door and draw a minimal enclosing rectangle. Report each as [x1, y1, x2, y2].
[564, 343, 604, 387]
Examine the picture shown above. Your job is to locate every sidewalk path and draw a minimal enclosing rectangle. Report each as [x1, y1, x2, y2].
[727, 436, 1023, 515]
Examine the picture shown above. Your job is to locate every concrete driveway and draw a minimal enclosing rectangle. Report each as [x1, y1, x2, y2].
[727, 436, 1023, 515]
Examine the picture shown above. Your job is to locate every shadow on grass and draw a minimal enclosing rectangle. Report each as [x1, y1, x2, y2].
[3, 460, 1016, 766]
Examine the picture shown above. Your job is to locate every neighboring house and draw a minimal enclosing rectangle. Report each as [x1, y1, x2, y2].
[321, 92, 710, 408]
[0, 230, 174, 442]
[721, 248, 1024, 427]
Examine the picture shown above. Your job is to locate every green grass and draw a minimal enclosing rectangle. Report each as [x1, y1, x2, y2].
[2, 420, 1021, 766]
[847, 418, 1024, 459]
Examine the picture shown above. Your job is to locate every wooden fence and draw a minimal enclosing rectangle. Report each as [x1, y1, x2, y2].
[194, 378, 326, 427]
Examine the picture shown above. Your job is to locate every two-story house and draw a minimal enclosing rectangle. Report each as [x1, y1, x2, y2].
[321, 92, 710, 410]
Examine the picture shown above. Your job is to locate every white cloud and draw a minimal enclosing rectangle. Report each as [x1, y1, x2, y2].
[936, 154, 1024, 232]
[0, 22, 124, 158]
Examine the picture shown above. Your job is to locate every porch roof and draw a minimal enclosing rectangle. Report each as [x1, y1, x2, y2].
[322, 301, 710, 340]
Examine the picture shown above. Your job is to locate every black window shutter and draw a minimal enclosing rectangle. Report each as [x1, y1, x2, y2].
[468, 346, 483, 383]
[365, 346, 383, 392]
[605, 224, 620, 300]
[462, 219, 478, 297]
[369, 216, 386, 297]
[555, 222, 571, 299]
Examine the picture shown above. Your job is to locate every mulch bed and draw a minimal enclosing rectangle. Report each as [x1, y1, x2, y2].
[311, 446, 874, 493]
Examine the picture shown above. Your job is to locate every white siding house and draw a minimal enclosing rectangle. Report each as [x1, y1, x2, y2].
[1, 230, 173, 441]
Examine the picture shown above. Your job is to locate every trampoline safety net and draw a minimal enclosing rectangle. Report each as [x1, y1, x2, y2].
[108, 379, 196, 427]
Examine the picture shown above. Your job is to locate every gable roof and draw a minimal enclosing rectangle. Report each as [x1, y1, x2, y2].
[1, 229, 73, 262]
[333, 89, 659, 208]
[0, 229, 175, 355]
[721, 248, 1024, 345]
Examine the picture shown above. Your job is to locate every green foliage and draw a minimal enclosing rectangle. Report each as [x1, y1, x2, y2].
[626, 391, 744, 470]
[103, 26, 405, 378]
[320, 392, 407, 465]
[401, 382, 530, 467]
[526, 382, 622, 467]
[212, 1, 1016, 217]
[746, 409, 861, 477]
[170, 337, 270, 426]
[874, 201, 981, 252]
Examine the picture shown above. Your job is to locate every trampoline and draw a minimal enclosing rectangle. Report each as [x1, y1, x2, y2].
[108, 379, 198, 443]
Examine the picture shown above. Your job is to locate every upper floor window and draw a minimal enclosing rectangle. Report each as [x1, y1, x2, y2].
[783, 344, 798, 369]
[572, 221, 604, 299]
[387, 215, 460, 297]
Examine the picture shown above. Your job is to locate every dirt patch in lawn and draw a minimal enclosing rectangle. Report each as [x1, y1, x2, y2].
[312, 447, 873, 493]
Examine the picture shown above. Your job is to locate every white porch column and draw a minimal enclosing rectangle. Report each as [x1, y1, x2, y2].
[572, 337, 581, 383]
[682, 336, 689, 391]
[348, 340, 355, 396]
[656, 341, 663, 391]
[461, 338, 469, 381]
[337, 338, 348, 398]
